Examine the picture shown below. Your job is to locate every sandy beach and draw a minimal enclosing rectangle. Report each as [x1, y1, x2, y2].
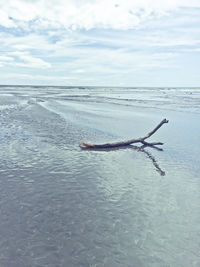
[0, 86, 199, 266]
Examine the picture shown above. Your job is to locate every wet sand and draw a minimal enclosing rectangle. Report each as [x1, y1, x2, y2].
[0, 86, 199, 266]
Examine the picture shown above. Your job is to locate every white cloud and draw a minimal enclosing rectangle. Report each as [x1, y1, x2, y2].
[0, 10, 16, 27]
[0, 56, 14, 62]
[73, 69, 86, 73]
[0, 55, 14, 67]
[0, 0, 200, 30]
[0, 0, 199, 86]
[9, 52, 51, 69]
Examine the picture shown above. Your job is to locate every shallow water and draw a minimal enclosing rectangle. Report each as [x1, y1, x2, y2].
[0, 86, 199, 266]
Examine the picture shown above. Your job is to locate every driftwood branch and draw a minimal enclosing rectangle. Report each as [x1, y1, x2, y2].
[80, 118, 169, 149]
[80, 143, 165, 176]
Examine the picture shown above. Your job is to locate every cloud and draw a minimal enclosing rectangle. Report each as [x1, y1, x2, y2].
[0, 51, 51, 69]
[0, 55, 14, 67]
[0, 1, 200, 86]
[12, 52, 51, 69]
[0, 0, 200, 30]
[0, 55, 14, 62]
[0, 10, 16, 27]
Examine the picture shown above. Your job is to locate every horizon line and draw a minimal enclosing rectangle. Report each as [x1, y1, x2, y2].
[0, 84, 199, 89]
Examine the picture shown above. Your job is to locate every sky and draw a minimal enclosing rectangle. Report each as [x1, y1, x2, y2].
[0, 0, 200, 87]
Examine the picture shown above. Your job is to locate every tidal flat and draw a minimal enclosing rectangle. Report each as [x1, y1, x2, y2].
[0, 86, 199, 267]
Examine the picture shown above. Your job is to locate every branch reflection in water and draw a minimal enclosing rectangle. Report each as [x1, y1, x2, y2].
[81, 144, 165, 176]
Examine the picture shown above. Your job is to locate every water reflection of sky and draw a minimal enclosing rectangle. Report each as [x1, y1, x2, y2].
[0, 86, 199, 266]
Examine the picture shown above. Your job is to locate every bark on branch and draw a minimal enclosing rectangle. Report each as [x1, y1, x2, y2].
[80, 118, 169, 149]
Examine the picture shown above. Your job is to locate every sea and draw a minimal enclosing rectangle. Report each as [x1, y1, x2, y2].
[0, 86, 199, 267]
